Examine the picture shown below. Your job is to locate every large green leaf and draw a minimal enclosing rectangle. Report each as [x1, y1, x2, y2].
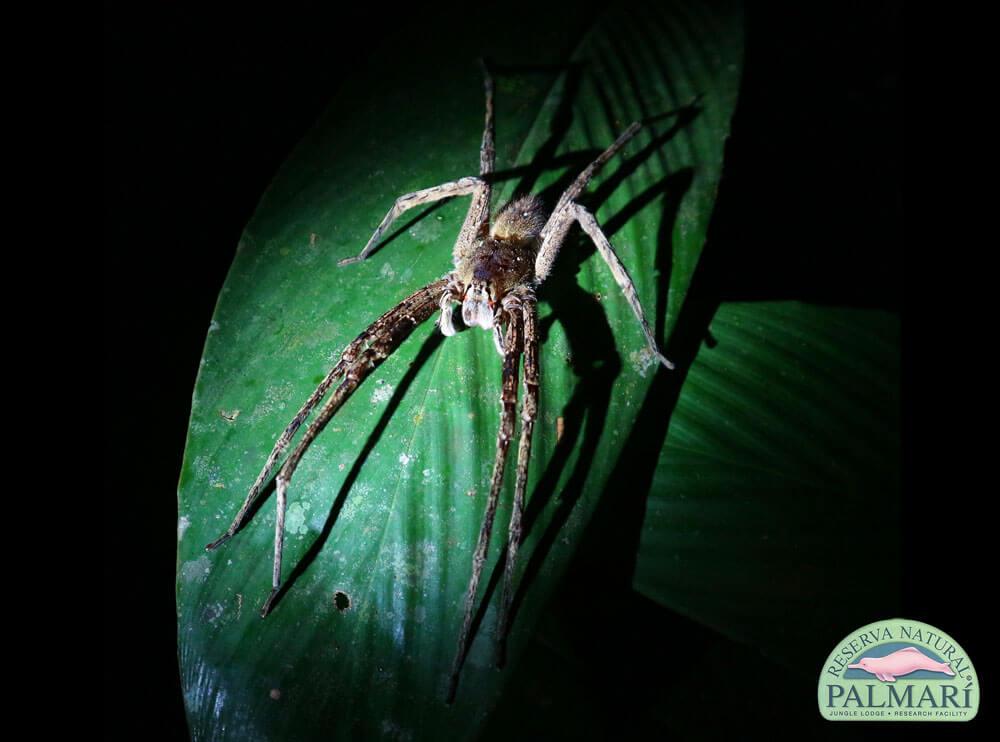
[177, 2, 743, 739]
[633, 301, 901, 671]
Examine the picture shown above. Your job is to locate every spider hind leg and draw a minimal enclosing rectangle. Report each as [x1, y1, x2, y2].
[535, 122, 673, 370]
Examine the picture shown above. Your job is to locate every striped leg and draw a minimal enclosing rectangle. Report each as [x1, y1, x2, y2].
[535, 122, 642, 281]
[337, 178, 485, 266]
[205, 278, 452, 552]
[256, 277, 449, 615]
[206, 278, 447, 616]
[447, 304, 523, 702]
[573, 204, 673, 370]
[477, 58, 496, 186]
[451, 59, 496, 267]
[341, 62, 496, 269]
[496, 294, 539, 664]
[530, 119, 672, 371]
[256, 277, 449, 616]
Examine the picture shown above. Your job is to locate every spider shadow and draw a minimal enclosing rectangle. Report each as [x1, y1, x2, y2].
[505, 61, 587, 200]
[350, 57, 698, 275]
[459, 136, 701, 671]
[487, 128, 762, 726]
[485, 64, 704, 665]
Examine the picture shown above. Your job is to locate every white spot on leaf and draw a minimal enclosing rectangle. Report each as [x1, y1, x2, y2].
[181, 555, 212, 583]
[286, 501, 312, 536]
[629, 347, 659, 378]
[371, 381, 394, 404]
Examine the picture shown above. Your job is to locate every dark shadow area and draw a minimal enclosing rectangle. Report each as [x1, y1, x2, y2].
[104, 3, 399, 738]
[481, 53, 867, 738]
[493, 162, 696, 648]
[485, 590, 850, 740]
[712, 7, 902, 312]
[508, 61, 586, 198]
[481, 4, 913, 738]
[486, 247, 623, 669]
[519, 126, 742, 735]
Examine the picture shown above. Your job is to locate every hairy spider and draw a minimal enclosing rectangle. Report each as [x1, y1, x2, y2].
[205, 61, 672, 701]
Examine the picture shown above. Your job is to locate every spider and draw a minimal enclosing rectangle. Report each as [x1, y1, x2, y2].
[205, 61, 673, 701]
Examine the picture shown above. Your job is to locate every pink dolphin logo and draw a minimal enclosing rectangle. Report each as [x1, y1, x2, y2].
[848, 647, 955, 682]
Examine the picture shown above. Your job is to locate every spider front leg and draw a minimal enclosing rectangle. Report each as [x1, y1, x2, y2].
[206, 277, 450, 617]
[447, 299, 523, 703]
[259, 278, 451, 616]
[336, 178, 486, 266]
[339, 62, 496, 268]
[496, 294, 539, 666]
[205, 279, 452, 551]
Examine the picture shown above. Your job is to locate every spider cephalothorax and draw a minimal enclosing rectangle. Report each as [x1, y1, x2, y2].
[451, 194, 546, 337]
[206, 61, 672, 702]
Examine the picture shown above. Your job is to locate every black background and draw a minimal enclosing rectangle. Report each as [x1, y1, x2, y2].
[105, 2, 974, 739]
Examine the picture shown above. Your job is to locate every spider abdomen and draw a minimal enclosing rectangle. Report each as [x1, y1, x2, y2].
[489, 194, 547, 243]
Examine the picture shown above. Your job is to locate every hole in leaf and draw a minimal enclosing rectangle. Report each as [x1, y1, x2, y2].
[334, 591, 351, 612]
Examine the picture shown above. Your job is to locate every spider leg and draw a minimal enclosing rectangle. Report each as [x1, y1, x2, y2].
[573, 204, 673, 369]
[535, 122, 642, 281]
[206, 277, 447, 616]
[256, 277, 449, 616]
[437, 275, 464, 336]
[449, 60, 496, 268]
[205, 279, 453, 552]
[337, 178, 485, 266]
[496, 293, 538, 665]
[477, 57, 495, 188]
[447, 304, 523, 703]
[533, 121, 673, 369]
[339, 64, 496, 270]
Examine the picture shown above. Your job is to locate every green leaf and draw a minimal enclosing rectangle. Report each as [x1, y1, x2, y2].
[176, 2, 743, 739]
[632, 301, 901, 671]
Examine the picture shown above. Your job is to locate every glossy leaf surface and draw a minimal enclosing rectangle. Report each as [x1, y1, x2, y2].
[176, 2, 743, 739]
[633, 301, 901, 671]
